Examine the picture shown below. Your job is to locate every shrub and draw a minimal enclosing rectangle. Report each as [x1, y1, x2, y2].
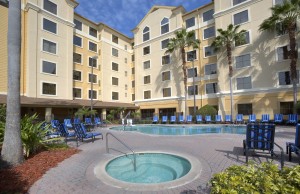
[0, 104, 6, 145]
[196, 105, 217, 118]
[210, 162, 300, 194]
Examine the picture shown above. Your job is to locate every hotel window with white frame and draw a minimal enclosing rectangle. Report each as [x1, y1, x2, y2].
[204, 46, 216, 57]
[274, 0, 284, 5]
[277, 45, 289, 61]
[73, 70, 81, 81]
[233, 0, 247, 6]
[163, 88, 171, 97]
[125, 58, 127, 64]
[187, 68, 197, 78]
[186, 17, 195, 28]
[112, 92, 119, 100]
[112, 48, 119, 57]
[237, 76, 252, 90]
[143, 26, 150, 42]
[186, 50, 197, 61]
[188, 85, 198, 95]
[112, 34, 118, 44]
[73, 35, 82, 47]
[125, 71, 127, 77]
[112, 62, 119, 71]
[143, 46, 150, 55]
[143, 60, 150, 69]
[88, 57, 97, 67]
[89, 27, 97, 38]
[74, 19, 82, 31]
[132, 67, 135, 74]
[125, 45, 128, 50]
[89, 90, 97, 99]
[43, 0, 57, 15]
[162, 55, 170, 65]
[233, 10, 249, 25]
[125, 84, 128, 90]
[205, 63, 217, 75]
[132, 94, 135, 101]
[43, 39, 56, 54]
[42, 61, 56, 75]
[73, 53, 81, 63]
[206, 83, 217, 94]
[144, 75, 151, 84]
[278, 71, 299, 85]
[43, 18, 57, 34]
[161, 39, 169, 49]
[89, 41, 97, 52]
[162, 71, 171, 81]
[88, 74, 97, 83]
[203, 9, 214, 22]
[235, 31, 250, 46]
[236, 54, 251, 68]
[144, 90, 151, 99]
[203, 26, 215, 39]
[73, 88, 82, 98]
[161, 18, 169, 34]
[112, 77, 119, 86]
[42, 82, 56, 95]
[132, 80, 135, 87]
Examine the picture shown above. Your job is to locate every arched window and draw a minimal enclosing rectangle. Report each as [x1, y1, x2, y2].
[161, 18, 169, 34]
[143, 26, 150, 42]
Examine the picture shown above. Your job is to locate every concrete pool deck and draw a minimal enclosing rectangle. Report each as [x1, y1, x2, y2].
[29, 124, 299, 194]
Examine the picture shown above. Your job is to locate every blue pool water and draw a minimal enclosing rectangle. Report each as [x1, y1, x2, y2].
[105, 153, 191, 183]
[110, 125, 246, 135]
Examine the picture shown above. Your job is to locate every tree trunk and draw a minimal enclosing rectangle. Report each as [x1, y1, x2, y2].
[227, 44, 234, 122]
[1, 0, 24, 165]
[181, 48, 187, 119]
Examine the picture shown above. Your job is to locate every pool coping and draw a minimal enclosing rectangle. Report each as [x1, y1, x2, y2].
[93, 150, 202, 191]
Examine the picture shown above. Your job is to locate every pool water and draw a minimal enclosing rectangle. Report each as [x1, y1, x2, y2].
[110, 125, 246, 135]
[105, 153, 191, 183]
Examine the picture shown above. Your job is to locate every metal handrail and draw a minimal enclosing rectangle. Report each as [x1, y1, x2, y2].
[106, 132, 136, 171]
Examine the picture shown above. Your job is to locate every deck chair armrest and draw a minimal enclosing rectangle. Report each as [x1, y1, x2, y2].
[273, 141, 284, 170]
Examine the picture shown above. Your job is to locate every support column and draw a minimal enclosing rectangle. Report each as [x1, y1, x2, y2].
[218, 96, 226, 118]
[102, 109, 106, 120]
[45, 108, 52, 123]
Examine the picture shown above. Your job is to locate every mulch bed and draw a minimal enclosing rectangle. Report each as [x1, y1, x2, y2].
[0, 148, 80, 194]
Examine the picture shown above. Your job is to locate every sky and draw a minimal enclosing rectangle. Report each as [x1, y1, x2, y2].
[75, 0, 212, 38]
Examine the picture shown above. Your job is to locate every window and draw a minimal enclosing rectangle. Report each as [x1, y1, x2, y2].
[73, 88, 82, 98]
[132, 67, 135, 74]
[204, 46, 216, 57]
[277, 45, 290, 61]
[112, 35, 118, 44]
[88, 90, 97, 99]
[43, 18, 57, 34]
[125, 71, 127, 77]
[74, 19, 82, 31]
[73, 36, 82, 47]
[112, 77, 119, 86]
[237, 76, 252, 89]
[125, 84, 128, 90]
[42, 61, 56, 74]
[187, 68, 197, 78]
[236, 54, 251, 68]
[73, 70, 81, 81]
[42, 82, 56, 95]
[143, 26, 150, 42]
[143, 46, 150, 55]
[161, 39, 169, 49]
[112, 48, 119, 57]
[187, 50, 197, 61]
[238, 104, 252, 115]
[278, 71, 299, 85]
[132, 54, 135, 61]
[203, 26, 215, 39]
[203, 9, 214, 22]
[188, 85, 198, 95]
[143, 60, 150, 69]
[163, 88, 171, 97]
[162, 71, 171, 81]
[132, 94, 135, 101]
[89, 41, 97, 52]
[161, 18, 169, 34]
[144, 75, 151, 84]
[88, 74, 97, 83]
[280, 102, 300, 114]
[206, 83, 218, 94]
[233, 0, 247, 6]
[125, 58, 127, 63]
[162, 55, 170, 65]
[112, 62, 119, 71]
[132, 80, 135, 87]
[89, 27, 97, 37]
[186, 17, 195, 28]
[234, 10, 249, 25]
[88, 57, 97, 67]
[275, 0, 284, 5]
[205, 63, 217, 75]
[144, 90, 151, 99]
[43, 39, 56, 54]
[235, 31, 250, 46]
[112, 92, 119, 100]
[44, 0, 57, 15]
[125, 45, 127, 50]
[73, 53, 81, 63]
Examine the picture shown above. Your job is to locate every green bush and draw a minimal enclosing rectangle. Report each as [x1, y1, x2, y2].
[0, 104, 6, 145]
[196, 105, 217, 118]
[210, 162, 300, 194]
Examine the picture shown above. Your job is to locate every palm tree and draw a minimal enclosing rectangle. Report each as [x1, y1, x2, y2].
[211, 24, 246, 121]
[259, 0, 300, 114]
[165, 29, 200, 118]
[1, 0, 24, 165]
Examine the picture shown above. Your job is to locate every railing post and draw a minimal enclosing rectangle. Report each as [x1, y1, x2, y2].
[106, 133, 109, 153]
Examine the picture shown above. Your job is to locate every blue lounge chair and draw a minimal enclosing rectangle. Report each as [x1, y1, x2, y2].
[236, 114, 243, 124]
[178, 115, 184, 123]
[73, 118, 81, 124]
[64, 118, 73, 129]
[74, 123, 103, 145]
[248, 114, 256, 123]
[196, 115, 202, 123]
[225, 115, 232, 123]
[94, 117, 106, 127]
[153, 116, 158, 124]
[274, 114, 283, 124]
[42, 122, 60, 138]
[243, 123, 284, 169]
[58, 123, 76, 143]
[287, 114, 298, 124]
[186, 115, 192, 123]
[205, 115, 211, 123]
[286, 124, 300, 162]
[215, 115, 222, 123]
[261, 114, 270, 123]
[170, 116, 176, 123]
[162, 116, 168, 124]
[51, 119, 60, 129]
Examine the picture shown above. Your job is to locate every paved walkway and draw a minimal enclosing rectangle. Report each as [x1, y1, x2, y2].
[29, 125, 298, 194]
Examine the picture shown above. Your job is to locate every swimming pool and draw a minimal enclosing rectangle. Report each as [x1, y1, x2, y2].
[110, 125, 246, 135]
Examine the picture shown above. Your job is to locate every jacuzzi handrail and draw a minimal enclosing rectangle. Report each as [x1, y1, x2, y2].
[106, 132, 136, 171]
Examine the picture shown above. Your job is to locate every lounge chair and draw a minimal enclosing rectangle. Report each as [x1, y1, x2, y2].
[73, 118, 81, 124]
[51, 119, 60, 129]
[94, 117, 106, 127]
[162, 116, 168, 124]
[287, 114, 298, 124]
[178, 115, 184, 123]
[236, 114, 243, 124]
[196, 115, 202, 123]
[261, 114, 270, 123]
[205, 115, 211, 123]
[274, 114, 283, 124]
[286, 124, 300, 162]
[225, 115, 232, 123]
[215, 115, 222, 123]
[153, 116, 158, 124]
[248, 114, 256, 123]
[170, 116, 176, 124]
[58, 123, 76, 143]
[43, 122, 60, 138]
[74, 123, 103, 145]
[64, 118, 73, 129]
[186, 115, 193, 123]
[243, 123, 284, 169]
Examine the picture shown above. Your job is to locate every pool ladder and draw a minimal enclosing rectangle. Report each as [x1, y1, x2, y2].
[106, 132, 136, 171]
